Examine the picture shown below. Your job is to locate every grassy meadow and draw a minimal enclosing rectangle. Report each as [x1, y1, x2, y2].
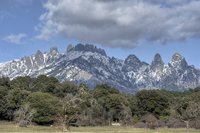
[0, 122, 200, 133]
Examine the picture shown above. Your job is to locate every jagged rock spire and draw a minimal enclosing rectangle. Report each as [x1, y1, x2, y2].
[125, 55, 141, 66]
[35, 50, 43, 56]
[172, 53, 183, 62]
[123, 54, 145, 72]
[67, 43, 107, 56]
[151, 53, 164, 71]
[35, 50, 44, 66]
[170, 53, 188, 68]
[50, 47, 59, 57]
[66, 44, 74, 53]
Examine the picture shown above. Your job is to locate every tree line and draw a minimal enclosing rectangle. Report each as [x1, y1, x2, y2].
[0, 75, 200, 130]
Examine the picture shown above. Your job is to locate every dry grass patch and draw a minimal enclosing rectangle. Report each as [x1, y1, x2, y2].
[0, 122, 200, 133]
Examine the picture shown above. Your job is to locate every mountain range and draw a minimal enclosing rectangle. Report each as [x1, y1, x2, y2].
[0, 43, 200, 93]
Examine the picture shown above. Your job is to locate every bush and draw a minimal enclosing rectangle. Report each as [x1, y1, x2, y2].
[133, 122, 147, 128]
[18, 120, 29, 127]
[141, 114, 158, 129]
[157, 120, 166, 128]
[166, 117, 185, 128]
[194, 118, 200, 129]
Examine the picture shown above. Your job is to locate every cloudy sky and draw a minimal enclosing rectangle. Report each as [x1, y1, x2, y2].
[0, 0, 200, 67]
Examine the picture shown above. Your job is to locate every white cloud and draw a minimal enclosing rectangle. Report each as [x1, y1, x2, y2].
[37, 0, 200, 48]
[3, 33, 27, 44]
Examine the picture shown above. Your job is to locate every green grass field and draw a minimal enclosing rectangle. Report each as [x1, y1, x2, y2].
[0, 122, 200, 133]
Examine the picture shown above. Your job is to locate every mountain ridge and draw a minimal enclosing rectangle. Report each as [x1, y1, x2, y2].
[0, 43, 200, 93]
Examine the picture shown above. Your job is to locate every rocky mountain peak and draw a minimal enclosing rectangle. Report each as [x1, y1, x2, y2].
[151, 53, 164, 70]
[35, 50, 44, 66]
[170, 53, 188, 68]
[66, 44, 73, 53]
[153, 53, 163, 63]
[172, 53, 183, 62]
[0, 44, 199, 93]
[123, 55, 143, 71]
[67, 43, 107, 56]
[125, 55, 141, 65]
[50, 47, 59, 57]
[35, 50, 43, 57]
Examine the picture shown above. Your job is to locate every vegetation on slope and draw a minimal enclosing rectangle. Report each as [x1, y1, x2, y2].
[0, 76, 200, 130]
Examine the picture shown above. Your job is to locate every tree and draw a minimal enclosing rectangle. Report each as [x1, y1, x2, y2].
[0, 77, 10, 88]
[126, 94, 138, 118]
[175, 100, 200, 129]
[57, 81, 79, 97]
[14, 104, 36, 127]
[93, 84, 129, 124]
[4, 88, 30, 120]
[0, 86, 8, 120]
[120, 106, 132, 126]
[105, 94, 127, 122]
[136, 90, 169, 118]
[57, 94, 82, 131]
[11, 76, 34, 91]
[93, 84, 120, 98]
[32, 75, 59, 93]
[27, 92, 60, 125]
